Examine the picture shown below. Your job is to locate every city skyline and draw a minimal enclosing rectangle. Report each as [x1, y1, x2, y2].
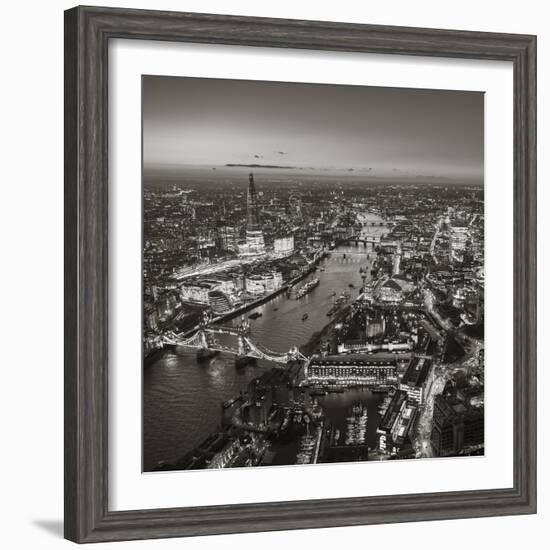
[143, 76, 484, 181]
[142, 76, 485, 472]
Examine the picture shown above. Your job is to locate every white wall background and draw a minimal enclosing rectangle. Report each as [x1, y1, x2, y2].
[0, 0, 546, 548]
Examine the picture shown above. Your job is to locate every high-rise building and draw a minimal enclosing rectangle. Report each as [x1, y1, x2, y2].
[244, 271, 283, 296]
[393, 241, 402, 275]
[218, 224, 239, 252]
[240, 173, 266, 256]
[431, 387, 484, 456]
[246, 172, 261, 227]
[399, 356, 434, 406]
[274, 235, 294, 257]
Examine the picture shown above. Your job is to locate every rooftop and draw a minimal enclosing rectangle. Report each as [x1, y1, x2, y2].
[379, 390, 408, 432]
[401, 356, 433, 388]
[311, 354, 396, 367]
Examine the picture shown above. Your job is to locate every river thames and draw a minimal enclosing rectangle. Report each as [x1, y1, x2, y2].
[143, 243, 382, 470]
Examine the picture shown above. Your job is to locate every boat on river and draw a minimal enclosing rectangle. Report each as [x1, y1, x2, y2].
[296, 278, 320, 299]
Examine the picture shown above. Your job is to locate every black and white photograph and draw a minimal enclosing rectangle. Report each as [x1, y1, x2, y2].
[1, 0, 543, 546]
[142, 76, 485, 472]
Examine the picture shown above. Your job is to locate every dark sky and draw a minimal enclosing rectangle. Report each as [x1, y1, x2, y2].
[143, 76, 483, 180]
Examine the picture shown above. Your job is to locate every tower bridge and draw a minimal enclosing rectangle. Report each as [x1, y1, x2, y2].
[162, 316, 307, 365]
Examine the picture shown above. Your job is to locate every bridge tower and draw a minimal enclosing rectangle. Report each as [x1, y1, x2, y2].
[239, 315, 251, 335]
[235, 315, 256, 368]
[237, 333, 247, 356]
[198, 329, 208, 350]
[286, 346, 300, 362]
[195, 310, 217, 361]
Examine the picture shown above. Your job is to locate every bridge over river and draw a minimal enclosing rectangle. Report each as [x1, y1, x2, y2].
[162, 317, 307, 364]
[143, 245, 379, 470]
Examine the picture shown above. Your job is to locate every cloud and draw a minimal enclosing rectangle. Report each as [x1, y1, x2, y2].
[226, 163, 298, 169]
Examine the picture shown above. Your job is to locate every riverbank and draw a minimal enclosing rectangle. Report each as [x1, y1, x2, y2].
[143, 263, 319, 363]
[214, 284, 290, 324]
[215, 261, 322, 324]
[300, 304, 352, 357]
[143, 245, 372, 468]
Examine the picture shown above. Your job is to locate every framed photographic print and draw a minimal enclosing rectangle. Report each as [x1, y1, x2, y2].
[64, 6, 537, 543]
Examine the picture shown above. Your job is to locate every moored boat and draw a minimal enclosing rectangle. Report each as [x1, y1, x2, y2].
[296, 278, 320, 299]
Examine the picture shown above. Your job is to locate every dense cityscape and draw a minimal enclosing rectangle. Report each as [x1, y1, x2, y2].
[143, 169, 484, 471]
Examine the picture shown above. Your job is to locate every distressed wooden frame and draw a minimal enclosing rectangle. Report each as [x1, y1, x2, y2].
[64, 5, 537, 543]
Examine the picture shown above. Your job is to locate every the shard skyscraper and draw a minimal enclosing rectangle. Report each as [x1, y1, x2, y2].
[246, 173, 261, 228]
[243, 173, 265, 256]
